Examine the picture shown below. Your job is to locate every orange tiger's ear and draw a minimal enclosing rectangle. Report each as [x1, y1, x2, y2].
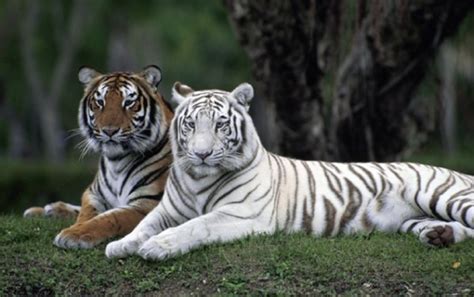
[78, 66, 100, 85]
[171, 81, 194, 105]
[141, 65, 162, 88]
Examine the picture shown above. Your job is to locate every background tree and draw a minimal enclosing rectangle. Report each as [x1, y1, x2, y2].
[20, 0, 94, 162]
[224, 0, 474, 161]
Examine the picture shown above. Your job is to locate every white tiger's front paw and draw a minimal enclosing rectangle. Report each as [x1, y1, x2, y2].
[105, 233, 146, 258]
[137, 228, 187, 261]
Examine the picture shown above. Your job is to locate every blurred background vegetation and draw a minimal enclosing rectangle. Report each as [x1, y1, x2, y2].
[0, 0, 473, 214]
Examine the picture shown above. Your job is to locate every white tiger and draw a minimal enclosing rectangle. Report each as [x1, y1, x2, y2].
[105, 82, 474, 260]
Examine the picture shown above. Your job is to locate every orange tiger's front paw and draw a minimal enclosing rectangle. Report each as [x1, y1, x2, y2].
[54, 225, 101, 249]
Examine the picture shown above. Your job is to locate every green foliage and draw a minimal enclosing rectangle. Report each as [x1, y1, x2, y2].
[144, 1, 251, 94]
[0, 1, 251, 155]
[408, 145, 474, 175]
[1, 216, 473, 295]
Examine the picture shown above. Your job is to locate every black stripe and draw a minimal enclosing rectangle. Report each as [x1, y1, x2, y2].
[320, 163, 343, 203]
[354, 164, 378, 194]
[95, 184, 111, 210]
[348, 164, 376, 195]
[429, 174, 455, 220]
[119, 131, 169, 195]
[425, 166, 437, 193]
[169, 171, 195, 212]
[461, 205, 472, 226]
[225, 184, 260, 205]
[209, 173, 258, 209]
[128, 166, 169, 194]
[339, 179, 362, 232]
[100, 158, 116, 196]
[128, 192, 164, 204]
[167, 192, 192, 221]
[405, 220, 420, 233]
[406, 164, 423, 212]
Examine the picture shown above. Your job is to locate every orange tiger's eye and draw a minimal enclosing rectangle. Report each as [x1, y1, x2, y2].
[90, 100, 100, 111]
[131, 101, 141, 112]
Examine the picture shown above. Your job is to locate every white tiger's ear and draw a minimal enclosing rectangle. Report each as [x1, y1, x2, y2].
[171, 82, 194, 105]
[78, 66, 100, 85]
[231, 83, 254, 111]
[141, 65, 162, 87]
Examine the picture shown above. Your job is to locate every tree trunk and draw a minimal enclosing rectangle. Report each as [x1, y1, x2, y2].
[225, 0, 474, 162]
[439, 44, 457, 156]
[224, 0, 331, 160]
[330, 0, 473, 162]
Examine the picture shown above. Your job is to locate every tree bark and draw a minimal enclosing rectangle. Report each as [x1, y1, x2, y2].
[224, 0, 331, 160]
[439, 44, 457, 156]
[330, 0, 474, 162]
[225, 0, 474, 162]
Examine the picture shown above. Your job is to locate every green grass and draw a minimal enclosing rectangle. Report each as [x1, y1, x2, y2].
[1, 216, 473, 295]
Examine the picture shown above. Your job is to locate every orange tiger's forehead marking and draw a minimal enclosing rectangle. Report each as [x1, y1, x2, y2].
[88, 74, 144, 130]
[96, 90, 133, 130]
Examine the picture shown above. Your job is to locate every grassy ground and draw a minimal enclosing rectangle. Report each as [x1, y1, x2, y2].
[1, 216, 473, 296]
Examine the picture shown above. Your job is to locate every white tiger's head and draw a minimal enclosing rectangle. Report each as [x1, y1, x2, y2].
[170, 82, 258, 177]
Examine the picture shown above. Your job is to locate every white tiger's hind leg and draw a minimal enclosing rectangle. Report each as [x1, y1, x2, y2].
[446, 198, 474, 229]
[137, 211, 270, 261]
[400, 218, 474, 247]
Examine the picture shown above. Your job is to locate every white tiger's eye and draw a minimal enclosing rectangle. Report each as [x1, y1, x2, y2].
[216, 121, 229, 129]
[188, 121, 195, 129]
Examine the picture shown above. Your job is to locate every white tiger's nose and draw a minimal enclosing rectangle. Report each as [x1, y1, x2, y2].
[194, 150, 213, 161]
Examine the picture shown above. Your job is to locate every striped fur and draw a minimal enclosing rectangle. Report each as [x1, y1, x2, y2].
[26, 66, 173, 249]
[106, 82, 474, 260]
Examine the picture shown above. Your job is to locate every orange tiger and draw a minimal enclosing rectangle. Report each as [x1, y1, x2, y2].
[24, 65, 173, 248]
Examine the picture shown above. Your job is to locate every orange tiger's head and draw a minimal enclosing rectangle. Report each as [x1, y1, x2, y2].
[78, 65, 173, 158]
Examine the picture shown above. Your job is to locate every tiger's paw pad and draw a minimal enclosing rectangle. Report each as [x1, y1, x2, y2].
[105, 238, 142, 259]
[53, 228, 97, 249]
[420, 225, 454, 247]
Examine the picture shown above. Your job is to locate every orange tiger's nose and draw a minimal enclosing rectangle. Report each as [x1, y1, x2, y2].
[102, 127, 119, 137]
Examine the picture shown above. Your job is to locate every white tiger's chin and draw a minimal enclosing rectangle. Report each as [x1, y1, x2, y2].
[188, 164, 223, 178]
